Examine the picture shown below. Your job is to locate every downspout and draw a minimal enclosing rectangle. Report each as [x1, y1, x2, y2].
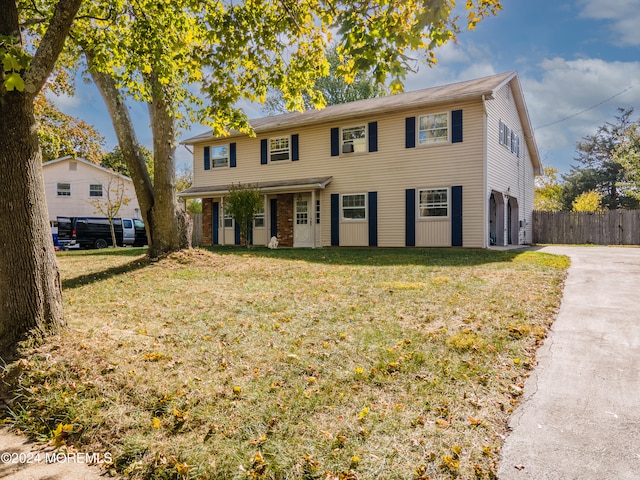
[482, 95, 489, 248]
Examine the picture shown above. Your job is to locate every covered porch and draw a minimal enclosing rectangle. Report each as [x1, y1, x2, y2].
[179, 177, 332, 248]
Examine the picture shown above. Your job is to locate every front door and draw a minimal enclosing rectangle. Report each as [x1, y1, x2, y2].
[294, 195, 313, 247]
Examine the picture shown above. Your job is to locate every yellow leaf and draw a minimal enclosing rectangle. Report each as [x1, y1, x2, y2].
[152, 417, 161, 429]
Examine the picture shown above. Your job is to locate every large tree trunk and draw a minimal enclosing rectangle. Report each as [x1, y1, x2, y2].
[147, 73, 191, 256]
[0, 93, 64, 353]
[86, 53, 191, 258]
[0, 0, 83, 354]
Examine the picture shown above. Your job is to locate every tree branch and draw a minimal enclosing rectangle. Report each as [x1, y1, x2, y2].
[25, 0, 84, 96]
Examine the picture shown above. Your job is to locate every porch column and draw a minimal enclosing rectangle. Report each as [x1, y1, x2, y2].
[263, 194, 268, 246]
[311, 189, 316, 248]
[220, 196, 225, 246]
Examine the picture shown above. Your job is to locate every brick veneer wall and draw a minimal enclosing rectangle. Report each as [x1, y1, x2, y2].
[277, 194, 294, 247]
[202, 198, 213, 246]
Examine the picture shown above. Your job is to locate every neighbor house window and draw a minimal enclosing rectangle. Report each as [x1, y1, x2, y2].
[212, 145, 229, 168]
[57, 182, 71, 197]
[254, 204, 265, 228]
[341, 193, 367, 220]
[341, 125, 367, 153]
[269, 136, 290, 161]
[418, 188, 449, 218]
[418, 113, 448, 144]
[89, 184, 103, 197]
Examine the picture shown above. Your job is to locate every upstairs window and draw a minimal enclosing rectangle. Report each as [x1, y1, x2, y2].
[269, 136, 290, 161]
[57, 182, 71, 197]
[418, 113, 448, 144]
[212, 145, 229, 168]
[89, 184, 103, 197]
[341, 125, 367, 153]
[418, 188, 449, 218]
[341, 193, 367, 220]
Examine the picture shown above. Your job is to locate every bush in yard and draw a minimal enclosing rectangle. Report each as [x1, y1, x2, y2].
[226, 184, 262, 247]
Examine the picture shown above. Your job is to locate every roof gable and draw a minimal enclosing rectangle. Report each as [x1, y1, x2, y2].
[42, 156, 133, 182]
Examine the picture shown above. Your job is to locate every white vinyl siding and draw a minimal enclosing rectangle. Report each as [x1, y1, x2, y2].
[487, 85, 536, 246]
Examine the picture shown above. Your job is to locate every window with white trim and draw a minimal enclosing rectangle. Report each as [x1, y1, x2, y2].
[57, 182, 71, 197]
[418, 188, 449, 218]
[89, 184, 103, 197]
[223, 204, 233, 228]
[341, 193, 367, 220]
[254, 204, 265, 228]
[269, 136, 290, 161]
[341, 125, 367, 153]
[418, 112, 449, 144]
[212, 145, 229, 168]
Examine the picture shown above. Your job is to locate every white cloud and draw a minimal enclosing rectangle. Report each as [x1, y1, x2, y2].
[521, 57, 640, 170]
[578, 0, 640, 46]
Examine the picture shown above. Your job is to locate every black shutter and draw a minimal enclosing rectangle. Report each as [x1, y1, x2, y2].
[331, 194, 340, 246]
[368, 121, 378, 152]
[405, 117, 416, 149]
[204, 146, 211, 170]
[452, 110, 463, 143]
[331, 127, 340, 157]
[451, 186, 463, 246]
[212, 201, 219, 245]
[260, 139, 268, 164]
[230, 142, 237, 167]
[291, 134, 299, 161]
[405, 188, 415, 246]
[368, 191, 378, 247]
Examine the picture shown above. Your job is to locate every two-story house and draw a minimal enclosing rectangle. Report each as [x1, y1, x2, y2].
[179, 71, 541, 248]
[43, 156, 141, 222]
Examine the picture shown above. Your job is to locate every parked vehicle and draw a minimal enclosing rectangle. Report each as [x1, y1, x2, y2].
[53, 217, 76, 248]
[69, 217, 147, 249]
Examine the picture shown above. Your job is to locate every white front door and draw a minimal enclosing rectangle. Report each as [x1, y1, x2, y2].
[294, 195, 313, 247]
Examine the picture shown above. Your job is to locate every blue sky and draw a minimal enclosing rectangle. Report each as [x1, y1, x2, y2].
[54, 0, 640, 175]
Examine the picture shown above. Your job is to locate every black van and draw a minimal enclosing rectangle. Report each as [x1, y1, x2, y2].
[71, 217, 147, 249]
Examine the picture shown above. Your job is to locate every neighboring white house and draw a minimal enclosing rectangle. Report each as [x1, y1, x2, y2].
[180, 71, 542, 248]
[42, 156, 141, 221]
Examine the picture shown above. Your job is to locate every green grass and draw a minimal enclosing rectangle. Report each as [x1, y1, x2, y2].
[1, 247, 568, 479]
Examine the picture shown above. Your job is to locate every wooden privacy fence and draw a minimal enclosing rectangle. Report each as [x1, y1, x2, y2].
[190, 213, 202, 247]
[533, 210, 640, 245]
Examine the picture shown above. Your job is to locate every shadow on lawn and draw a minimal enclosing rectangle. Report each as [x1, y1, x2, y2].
[61, 256, 151, 290]
[203, 245, 532, 267]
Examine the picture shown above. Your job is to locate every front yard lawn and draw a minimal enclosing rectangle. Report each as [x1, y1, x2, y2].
[1, 247, 568, 479]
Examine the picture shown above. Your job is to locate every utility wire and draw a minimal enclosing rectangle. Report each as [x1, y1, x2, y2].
[534, 85, 633, 130]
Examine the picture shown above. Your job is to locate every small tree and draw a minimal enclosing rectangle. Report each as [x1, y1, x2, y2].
[90, 175, 131, 247]
[572, 190, 602, 212]
[535, 167, 564, 211]
[225, 184, 262, 247]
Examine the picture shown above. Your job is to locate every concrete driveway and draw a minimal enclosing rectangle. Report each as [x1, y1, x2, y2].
[498, 246, 640, 480]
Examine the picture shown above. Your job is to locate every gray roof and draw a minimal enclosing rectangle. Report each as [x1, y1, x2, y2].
[183, 71, 515, 144]
[178, 176, 333, 198]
